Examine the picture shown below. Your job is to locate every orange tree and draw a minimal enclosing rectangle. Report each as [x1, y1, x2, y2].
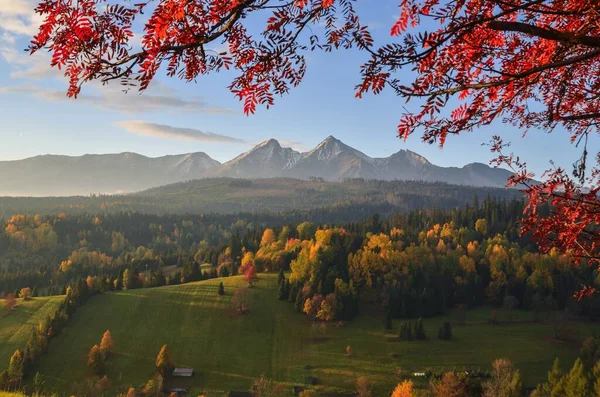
[30, 1, 600, 295]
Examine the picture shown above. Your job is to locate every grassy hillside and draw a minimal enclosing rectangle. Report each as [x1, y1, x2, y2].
[31, 275, 598, 396]
[0, 296, 64, 371]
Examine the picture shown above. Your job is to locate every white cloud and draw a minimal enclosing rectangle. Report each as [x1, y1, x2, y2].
[279, 140, 311, 152]
[0, 83, 234, 114]
[115, 120, 246, 143]
[0, 0, 42, 36]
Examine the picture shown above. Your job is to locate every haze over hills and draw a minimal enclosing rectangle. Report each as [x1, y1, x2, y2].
[0, 136, 514, 196]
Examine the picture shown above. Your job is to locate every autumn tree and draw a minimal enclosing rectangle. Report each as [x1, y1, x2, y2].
[155, 345, 174, 376]
[19, 287, 32, 300]
[355, 376, 372, 397]
[482, 358, 522, 397]
[245, 264, 258, 287]
[31, 0, 600, 297]
[100, 330, 116, 358]
[4, 293, 17, 313]
[430, 372, 468, 397]
[391, 380, 414, 397]
[87, 344, 105, 375]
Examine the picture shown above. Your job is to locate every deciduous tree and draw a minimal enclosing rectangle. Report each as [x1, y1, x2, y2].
[245, 264, 258, 287]
[482, 358, 522, 397]
[391, 380, 414, 397]
[355, 376, 372, 397]
[155, 345, 174, 376]
[4, 293, 17, 313]
[19, 287, 32, 300]
[87, 344, 104, 375]
[430, 372, 468, 397]
[100, 330, 116, 358]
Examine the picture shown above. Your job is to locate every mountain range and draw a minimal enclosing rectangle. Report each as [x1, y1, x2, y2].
[0, 136, 514, 196]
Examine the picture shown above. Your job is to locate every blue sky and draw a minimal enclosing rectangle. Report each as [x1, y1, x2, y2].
[0, 0, 593, 178]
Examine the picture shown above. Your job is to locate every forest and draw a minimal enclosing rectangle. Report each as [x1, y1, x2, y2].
[0, 194, 599, 395]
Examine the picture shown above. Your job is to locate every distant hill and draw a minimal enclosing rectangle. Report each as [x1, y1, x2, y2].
[0, 178, 522, 218]
[0, 152, 219, 196]
[0, 136, 515, 196]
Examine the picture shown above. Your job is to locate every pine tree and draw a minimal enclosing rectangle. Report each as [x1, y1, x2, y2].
[32, 285, 38, 297]
[277, 268, 285, 287]
[218, 282, 225, 296]
[593, 361, 600, 397]
[384, 307, 393, 330]
[278, 278, 288, 300]
[438, 321, 452, 340]
[295, 290, 304, 312]
[100, 330, 115, 358]
[415, 318, 426, 340]
[564, 359, 589, 397]
[531, 358, 562, 397]
[156, 344, 174, 376]
[399, 321, 413, 341]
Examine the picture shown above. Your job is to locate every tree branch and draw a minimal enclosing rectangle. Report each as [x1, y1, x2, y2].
[488, 21, 600, 48]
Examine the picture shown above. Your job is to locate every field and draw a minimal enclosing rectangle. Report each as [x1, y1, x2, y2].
[0, 296, 64, 372]
[23, 274, 599, 396]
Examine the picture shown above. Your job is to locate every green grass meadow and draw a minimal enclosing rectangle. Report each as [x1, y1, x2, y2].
[8, 275, 598, 395]
[0, 296, 64, 372]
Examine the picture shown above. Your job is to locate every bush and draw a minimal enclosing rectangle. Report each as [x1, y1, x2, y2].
[438, 321, 452, 340]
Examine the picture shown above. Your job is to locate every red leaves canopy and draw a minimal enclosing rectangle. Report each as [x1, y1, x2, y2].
[31, 1, 600, 295]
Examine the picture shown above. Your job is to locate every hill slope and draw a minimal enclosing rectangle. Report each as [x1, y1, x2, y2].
[0, 296, 65, 371]
[31, 275, 598, 395]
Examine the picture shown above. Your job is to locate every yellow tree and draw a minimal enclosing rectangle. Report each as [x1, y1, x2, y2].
[260, 229, 276, 247]
[100, 330, 116, 358]
[19, 287, 32, 300]
[155, 344, 174, 376]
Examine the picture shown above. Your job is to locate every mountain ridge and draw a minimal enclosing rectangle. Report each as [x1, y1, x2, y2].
[0, 136, 513, 196]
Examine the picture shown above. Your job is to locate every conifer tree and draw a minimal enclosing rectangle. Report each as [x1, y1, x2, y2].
[593, 361, 600, 397]
[218, 282, 225, 296]
[564, 359, 589, 397]
[415, 318, 426, 340]
[278, 278, 288, 300]
[155, 344, 174, 376]
[100, 330, 115, 358]
[277, 268, 285, 287]
[531, 358, 563, 397]
[438, 321, 452, 340]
